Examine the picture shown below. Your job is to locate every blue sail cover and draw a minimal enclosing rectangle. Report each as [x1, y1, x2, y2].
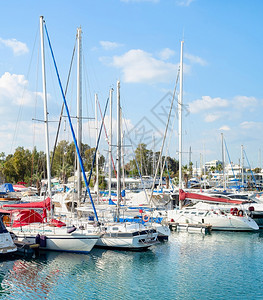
[0, 183, 15, 194]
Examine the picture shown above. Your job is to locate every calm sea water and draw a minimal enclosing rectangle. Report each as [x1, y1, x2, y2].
[0, 231, 263, 300]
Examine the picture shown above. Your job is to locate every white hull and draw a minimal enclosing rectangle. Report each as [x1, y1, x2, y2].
[0, 232, 17, 254]
[167, 209, 259, 231]
[95, 223, 158, 250]
[11, 224, 100, 253]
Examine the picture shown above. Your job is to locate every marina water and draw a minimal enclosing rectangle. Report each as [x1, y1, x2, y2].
[1, 231, 263, 299]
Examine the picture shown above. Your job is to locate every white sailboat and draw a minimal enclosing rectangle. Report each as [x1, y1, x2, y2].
[95, 81, 158, 250]
[5, 17, 100, 254]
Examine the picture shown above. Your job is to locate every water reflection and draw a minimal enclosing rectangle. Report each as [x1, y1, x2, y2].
[0, 231, 263, 299]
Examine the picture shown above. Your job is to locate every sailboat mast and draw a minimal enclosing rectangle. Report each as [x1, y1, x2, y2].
[95, 93, 99, 204]
[76, 26, 82, 204]
[40, 16, 52, 198]
[121, 107, 126, 204]
[221, 133, 226, 190]
[178, 40, 183, 209]
[116, 81, 121, 221]
[241, 144, 244, 188]
[108, 88, 113, 201]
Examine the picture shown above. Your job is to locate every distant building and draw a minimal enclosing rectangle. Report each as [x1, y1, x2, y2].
[205, 160, 222, 171]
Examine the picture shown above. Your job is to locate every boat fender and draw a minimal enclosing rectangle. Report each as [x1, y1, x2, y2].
[248, 206, 255, 212]
[35, 234, 40, 244]
[40, 235, 46, 247]
[67, 226, 76, 234]
[143, 214, 150, 222]
[238, 210, 244, 217]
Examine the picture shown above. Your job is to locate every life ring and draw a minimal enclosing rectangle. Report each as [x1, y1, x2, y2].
[238, 210, 244, 217]
[2, 215, 11, 226]
[142, 214, 150, 222]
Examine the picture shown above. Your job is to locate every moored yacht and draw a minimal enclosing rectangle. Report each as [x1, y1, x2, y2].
[166, 204, 259, 231]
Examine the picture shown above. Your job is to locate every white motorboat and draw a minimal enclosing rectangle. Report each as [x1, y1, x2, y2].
[167, 205, 259, 231]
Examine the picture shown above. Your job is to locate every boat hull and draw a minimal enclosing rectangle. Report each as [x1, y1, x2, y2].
[11, 226, 100, 253]
[167, 210, 259, 231]
[0, 232, 17, 254]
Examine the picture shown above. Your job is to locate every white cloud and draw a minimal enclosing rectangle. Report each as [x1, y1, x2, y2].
[189, 96, 229, 114]
[205, 113, 220, 122]
[0, 37, 28, 55]
[234, 95, 258, 109]
[111, 49, 179, 83]
[176, 0, 194, 6]
[185, 53, 207, 66]
[240, 121, 262, 130]
[219, 125, 230, 131]
[0, 72, 39, 107]
[158, 48, 175, 60]
[100, 41, 123, 50]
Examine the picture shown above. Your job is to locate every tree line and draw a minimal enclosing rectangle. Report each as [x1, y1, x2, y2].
[0, 141, 180, 187]
[0, 141, 105, 187]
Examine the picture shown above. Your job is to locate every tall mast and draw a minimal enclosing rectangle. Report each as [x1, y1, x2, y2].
[121, 108, 126, 204]
[241, 144, 244, 188]
[95, 93, 99, 204]
[178, 40, 183, 209]
[76, 26, 82, 204]
[221, 133, 226, 190]
[108, 88, 113, 202]
[116, 80, 121, 221]
[40, 16, 51, 198]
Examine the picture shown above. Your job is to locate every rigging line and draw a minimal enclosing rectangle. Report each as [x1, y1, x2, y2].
[97, 97, 117, 178]
[82, 55, 92, 147]
[149, 67, 180, 206]
[243, 149, 258, 189]
[11, 26, 39, 154]
[83, 97, 110, 203]
[31, 43, 41, 186]
[123, 114, 149, 204]
[50, 38, 77, 171]
[159, 102, 178, 188]
[44, 21, 100, 221]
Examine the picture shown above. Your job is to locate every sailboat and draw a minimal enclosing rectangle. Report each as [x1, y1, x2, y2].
[95, 81, 158, 250]
[4, 17, 100, 254]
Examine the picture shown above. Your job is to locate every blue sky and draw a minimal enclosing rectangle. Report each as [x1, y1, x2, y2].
[0, 0, 263, 169]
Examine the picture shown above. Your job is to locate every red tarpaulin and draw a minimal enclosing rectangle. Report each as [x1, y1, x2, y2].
[11, 210, 43, 227]
[3, 197, 51, 210]
[179, 189, 243, 205]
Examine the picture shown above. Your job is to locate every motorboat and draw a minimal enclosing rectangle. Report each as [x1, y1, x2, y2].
[166, 204, 259, 231]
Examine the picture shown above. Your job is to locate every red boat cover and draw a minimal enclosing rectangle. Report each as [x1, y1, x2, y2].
[179, 189, 243, 204]
[49, 219, 66, 227]
[11, 209, 43, 227]
[3, 197, 51, 210]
